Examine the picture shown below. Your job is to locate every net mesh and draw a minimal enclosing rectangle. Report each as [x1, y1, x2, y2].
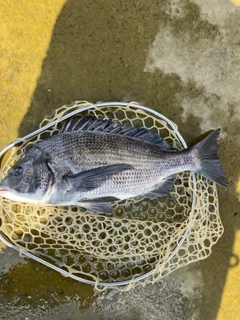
[0, 101, 224, 291]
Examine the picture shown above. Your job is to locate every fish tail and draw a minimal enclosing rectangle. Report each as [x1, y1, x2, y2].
[193, 128, 229, 187]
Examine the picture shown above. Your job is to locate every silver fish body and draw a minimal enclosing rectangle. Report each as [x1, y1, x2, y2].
[0, 117, 228, 213]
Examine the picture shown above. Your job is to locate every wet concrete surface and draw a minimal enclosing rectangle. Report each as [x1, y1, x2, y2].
[1, 1, 240, 319]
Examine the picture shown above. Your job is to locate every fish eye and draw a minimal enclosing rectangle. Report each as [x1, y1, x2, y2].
[12, 167, 23, 176]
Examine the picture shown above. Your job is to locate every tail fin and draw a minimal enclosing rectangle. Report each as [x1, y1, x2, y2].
[193, 128, 229, 187]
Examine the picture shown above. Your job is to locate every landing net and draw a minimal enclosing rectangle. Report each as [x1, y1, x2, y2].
[0, 101, 223, 291]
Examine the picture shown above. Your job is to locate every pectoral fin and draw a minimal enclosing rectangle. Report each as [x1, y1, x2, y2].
[64, 164, 133, 191]
[79, 196, 119, 214]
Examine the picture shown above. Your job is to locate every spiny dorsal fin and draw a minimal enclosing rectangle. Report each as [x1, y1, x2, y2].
[60, 116, 174, 151]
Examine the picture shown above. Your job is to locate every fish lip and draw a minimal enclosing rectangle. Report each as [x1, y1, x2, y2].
[0, 186, 11, 192]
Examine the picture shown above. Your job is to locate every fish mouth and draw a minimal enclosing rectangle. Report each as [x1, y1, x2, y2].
[0, 186, 14, 198]
[0, 186, 11, 193]
[0, 186, 22, 202]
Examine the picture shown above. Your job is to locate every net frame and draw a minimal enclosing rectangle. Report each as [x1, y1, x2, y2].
[0, 101, 223, 290]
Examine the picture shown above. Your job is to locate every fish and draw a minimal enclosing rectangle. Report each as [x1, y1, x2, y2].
[0, 116, 228, 214]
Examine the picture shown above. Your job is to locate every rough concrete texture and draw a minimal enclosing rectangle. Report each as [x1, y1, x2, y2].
[0, 1, 240, 319]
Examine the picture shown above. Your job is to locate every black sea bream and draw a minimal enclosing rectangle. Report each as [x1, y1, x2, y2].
[0, 117, 228, 213]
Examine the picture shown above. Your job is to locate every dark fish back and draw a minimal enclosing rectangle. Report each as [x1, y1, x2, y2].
[60, 116, 175, 151]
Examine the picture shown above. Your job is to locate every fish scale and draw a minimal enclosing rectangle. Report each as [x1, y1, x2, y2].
[0, 117, 228, 214]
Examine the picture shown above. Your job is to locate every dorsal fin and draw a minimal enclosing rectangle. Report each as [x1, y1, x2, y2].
[60, 116, 174, 151]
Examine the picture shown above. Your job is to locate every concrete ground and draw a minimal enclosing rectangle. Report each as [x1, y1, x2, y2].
[0, 1, 240, 319]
